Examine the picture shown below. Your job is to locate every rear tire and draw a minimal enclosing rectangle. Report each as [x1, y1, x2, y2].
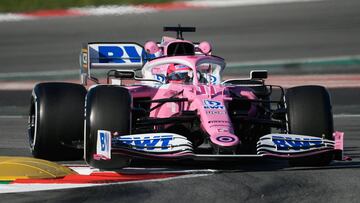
[28, 82, 86, 161]
[84, 85, 132, 169]
[285, 85, 334, 166]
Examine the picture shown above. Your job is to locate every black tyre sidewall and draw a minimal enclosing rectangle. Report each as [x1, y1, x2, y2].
[85, 85, 132, 169]
[30, 82, 86, 161]
[286, 85, 334, 166]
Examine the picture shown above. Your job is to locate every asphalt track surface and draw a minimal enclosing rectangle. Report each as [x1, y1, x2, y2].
[0, 0, 359, 73]
[1, 0, 360, 202]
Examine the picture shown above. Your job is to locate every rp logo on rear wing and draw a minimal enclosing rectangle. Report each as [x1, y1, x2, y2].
[80, 42, 155, 85]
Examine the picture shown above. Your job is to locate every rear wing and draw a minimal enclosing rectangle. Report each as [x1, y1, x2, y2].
[80, 42, 154, 85]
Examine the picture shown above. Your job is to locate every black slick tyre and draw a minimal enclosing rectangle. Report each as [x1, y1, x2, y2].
[28, 82, 86, 161]
[285, 85, 334, 166]
[84, 85, 132, 169]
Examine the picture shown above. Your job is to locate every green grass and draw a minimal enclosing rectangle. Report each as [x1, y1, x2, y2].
[0, 0, 173, 13]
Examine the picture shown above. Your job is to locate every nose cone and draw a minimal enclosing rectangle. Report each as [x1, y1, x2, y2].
[210, 133, 239, 147]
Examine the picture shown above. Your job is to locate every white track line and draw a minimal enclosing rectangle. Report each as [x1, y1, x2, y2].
[0, 183, 96, 194]
[0, 0, 325, 22]
[0, 115, 27, 119]
[70, 5, 155, 16]
[187, 0, 323, 7]
[0, 173, 209, 194]
[334, 114, 360, 118]
[69, 165, 217, 175]
[0, 14, 34, 22]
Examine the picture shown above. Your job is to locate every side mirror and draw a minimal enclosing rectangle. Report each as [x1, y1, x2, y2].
[250, 70, 268, 80]
[198, 41, 212, 55]
[144, 41, 160, 54]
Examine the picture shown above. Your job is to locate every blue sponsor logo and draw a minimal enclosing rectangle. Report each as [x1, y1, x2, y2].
[114, 135, 173, 150]
[210, 75, 217, 84]
[175, 64, 188, 69]
[204, 100, 225, 110]
[98, 45, 155, 63]
[272, 136, 322, 151]
[155, 74, 166, 83]
[99, 131, 110, 152]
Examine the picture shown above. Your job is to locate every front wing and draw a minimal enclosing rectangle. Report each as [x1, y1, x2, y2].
[94, 131, 344, 162]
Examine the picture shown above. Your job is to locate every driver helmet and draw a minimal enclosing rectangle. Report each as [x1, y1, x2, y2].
[167, 64, 193, 83]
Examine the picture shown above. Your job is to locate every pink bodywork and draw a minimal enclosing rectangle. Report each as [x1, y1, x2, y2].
[85, 35, 346, 162]
[125, 55, 257, 148]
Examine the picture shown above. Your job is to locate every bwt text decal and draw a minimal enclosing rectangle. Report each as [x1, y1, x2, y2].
[272, 136, 322, 151]
[116, 135, 173, 150]
[92, 44, 155, 63]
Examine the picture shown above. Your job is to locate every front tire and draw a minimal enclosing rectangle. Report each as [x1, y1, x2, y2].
[285, 85, 334, 166]
[28, 82, 86, 161]
[84, 85, 132, 169]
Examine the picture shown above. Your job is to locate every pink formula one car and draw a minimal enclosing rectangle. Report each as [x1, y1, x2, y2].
[28, 26, 344, 169]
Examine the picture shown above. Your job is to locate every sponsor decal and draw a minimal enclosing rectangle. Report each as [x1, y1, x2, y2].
[98, 45, 142, 63]
[175, 64, 188, 69]
[80, 49, 88, 71]
[81, 50, 88, 66]
[209, 120, 230, 124]
[257, 134, 335, 156]
[216, 136, 236, 143]
[116, 135, 173, 150]
[155, 74, 166, 83]
[272, 135, 322, 151]
[217, 128, 229, 133]
[96, 130, 111, 159]
[210, 75, 217, 84]
[89, 44, 155, 64]
[206, 111, 226, 114]
[109, 133, 193, 153]
[203, 100, 225, 110]
[82, 53, 87, 64]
